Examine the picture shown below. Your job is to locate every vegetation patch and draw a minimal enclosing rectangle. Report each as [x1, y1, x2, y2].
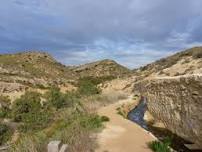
[148, 138, 171, 152]
[0, 96, 11, 118]
[0, 124, 12, 145]
[77, 77, 102, 96]
[116, 106, 127, 118]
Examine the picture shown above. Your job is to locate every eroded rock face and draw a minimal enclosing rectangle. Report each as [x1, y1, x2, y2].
[0, 82, 26, 93]
[134, 74, 202, 147]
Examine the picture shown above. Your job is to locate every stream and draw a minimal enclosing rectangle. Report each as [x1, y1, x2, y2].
[127, 97, 198, 152]
[127, 96, 148, 130]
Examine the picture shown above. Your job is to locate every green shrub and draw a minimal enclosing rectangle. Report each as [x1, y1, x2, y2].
[100, 116, 110, 122]
[0, 96, 11, 118]
[12, 91, 52, 132]
[19, 111, 52, 132]
[148, 138, 171, 152]
[116, 107, 126, 118]
[80, 115, 103, 130]
[0, 108, 10, 118]
[12, 91, 42, 122]
[9, 132, 47, 152]
[45, 88, 78, 109]
[0, 124, 12, 145]
[45, 88, 66, 109]
[77, 79, 101, 96]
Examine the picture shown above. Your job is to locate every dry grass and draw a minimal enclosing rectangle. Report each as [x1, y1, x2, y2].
[82, 91, 128, 113]
[9, 133, 47, 152]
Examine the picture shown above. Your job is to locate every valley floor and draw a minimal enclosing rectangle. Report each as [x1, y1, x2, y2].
[96, 95, 155, 152]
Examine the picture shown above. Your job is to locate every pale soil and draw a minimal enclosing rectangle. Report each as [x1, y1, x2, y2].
[96, 96, 156, 152]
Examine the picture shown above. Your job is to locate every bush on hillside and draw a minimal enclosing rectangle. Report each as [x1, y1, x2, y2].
[12, 91, 42, 122]
[0, 124, 12, 145]
[0, 96, 11, 118]
[100, 115, 110, 122]
[77, 78, 102, 96]
[12, 91, 52, 132]
[45, 88, 78, 109]
[45, 88, 66, 109]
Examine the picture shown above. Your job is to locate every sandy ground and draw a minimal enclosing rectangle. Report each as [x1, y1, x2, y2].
[96, 96, 155, 152]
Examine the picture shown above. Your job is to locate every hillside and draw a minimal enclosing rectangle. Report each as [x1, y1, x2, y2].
[72, 59, 131, 78]
[0, 47, 202, 151]
[132, 47, 202, 149]
[0, 51, 131, 97]
[134, 47, 202, 79]
[0, 51, 77, 86]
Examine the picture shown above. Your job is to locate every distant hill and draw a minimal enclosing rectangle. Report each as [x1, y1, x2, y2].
[72, 59, 131, 78]
[133, 47, 202, 79]
[0, 51, 131, 94]
[0, 51, 77, 87]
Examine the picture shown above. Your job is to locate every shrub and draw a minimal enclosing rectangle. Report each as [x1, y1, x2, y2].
[45, 88, 78, 109]
[77, 79, 101, 96]
[45, 88, 66, 109]
[80, 115, 104, 130]
[148, 138, 171, 152]
[116, 107, 126, 118]
[19, 111, 52, 132]
[12, 91, 42, 122]
[0, 96, 11, 118]
[0, 124, 12, 145]
[9, 132, 47, 152]
[12, 91, 52, 132]
[100, 115, 110, 122]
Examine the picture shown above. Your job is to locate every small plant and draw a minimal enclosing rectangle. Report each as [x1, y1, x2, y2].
[45, 87, 66, 109]
[77, 78, 101, 96]
[0, 124, 12, 145]
[116, 107, 126, 118]
[100, 116, 110, 122]
[80, 115, 104, 130]
[148, 137, 171, 152]
[12, 91, 52, 132]
[45, 88, 79, 109]
[0, 96, 11, 118]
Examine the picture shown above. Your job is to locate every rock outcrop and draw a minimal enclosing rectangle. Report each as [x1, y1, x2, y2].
[134, 74, 202, 147]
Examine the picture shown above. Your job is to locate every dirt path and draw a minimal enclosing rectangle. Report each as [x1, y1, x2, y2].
[96, 96, 155, 152]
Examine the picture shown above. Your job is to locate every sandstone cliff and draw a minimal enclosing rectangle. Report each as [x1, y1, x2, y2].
[134, 74, 202, 147]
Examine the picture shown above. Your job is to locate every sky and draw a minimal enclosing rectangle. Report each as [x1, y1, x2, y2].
[0, 0, 202, 68]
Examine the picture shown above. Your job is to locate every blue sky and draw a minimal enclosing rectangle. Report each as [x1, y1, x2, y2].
[0, 0, 202, 68]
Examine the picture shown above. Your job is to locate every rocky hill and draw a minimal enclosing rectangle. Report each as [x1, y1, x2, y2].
[72, 59, 131, 78]
[0, 51, 131, 97]
[134, 47, 202, 79]
[132, 47, 202, 148]
[0, 51, 78, 93]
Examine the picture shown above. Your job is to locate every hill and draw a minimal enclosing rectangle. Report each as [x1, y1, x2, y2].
[0, 51, 131, 96]
[133, 47, 202, 79]
[72, 59, 131, 78]
[0, 51, 77, 88]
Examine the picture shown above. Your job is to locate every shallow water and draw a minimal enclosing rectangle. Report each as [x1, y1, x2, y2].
[127, 97, 148, 130]
[127, 97, 197, 152]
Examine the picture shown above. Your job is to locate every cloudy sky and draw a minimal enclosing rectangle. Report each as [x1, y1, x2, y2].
[0, 0, 202, 68]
